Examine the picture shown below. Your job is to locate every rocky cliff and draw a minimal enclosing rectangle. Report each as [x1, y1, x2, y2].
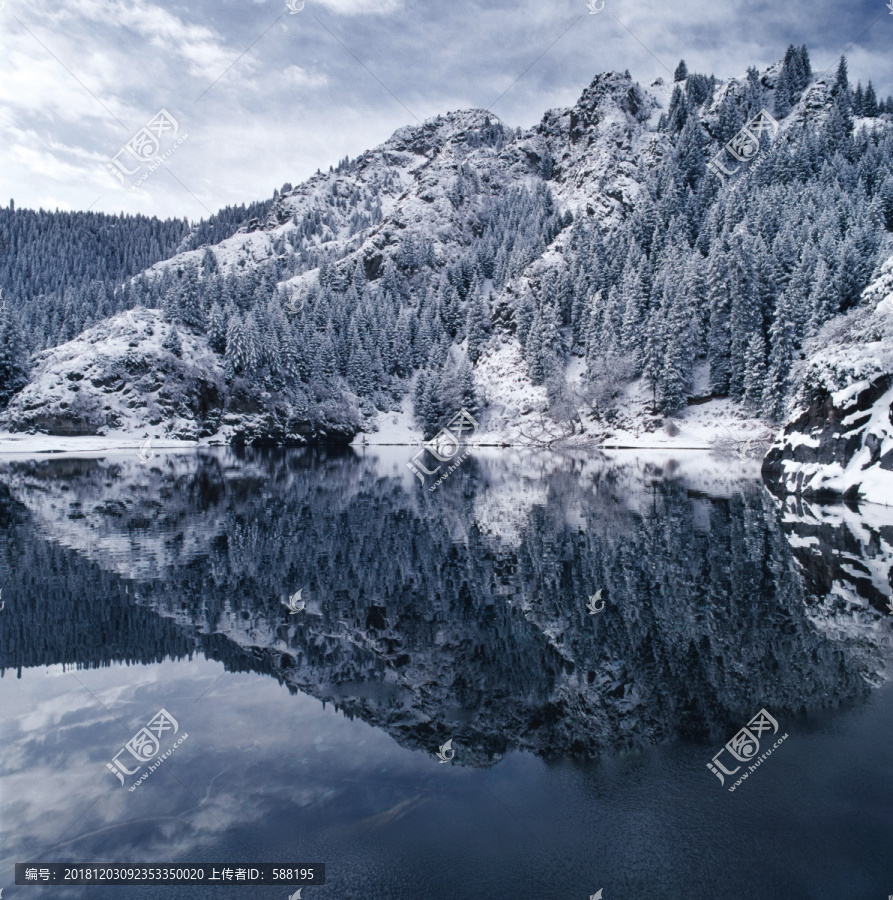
[762, 256, 893, 506]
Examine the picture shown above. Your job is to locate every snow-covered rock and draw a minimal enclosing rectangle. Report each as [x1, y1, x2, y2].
[762, 258, 893, 506]
[0, 308, 359, 445]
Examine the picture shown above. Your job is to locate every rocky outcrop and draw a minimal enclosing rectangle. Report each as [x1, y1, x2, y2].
[762, 266, 893, 506]
[0, 308, 359, 446]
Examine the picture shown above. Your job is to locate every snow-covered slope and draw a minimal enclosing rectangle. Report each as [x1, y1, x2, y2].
[146, 75, 656, 286]
[4, 59, 888, 455]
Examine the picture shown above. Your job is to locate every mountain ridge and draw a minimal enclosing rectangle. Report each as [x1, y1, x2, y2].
[1, 49, 893, 504]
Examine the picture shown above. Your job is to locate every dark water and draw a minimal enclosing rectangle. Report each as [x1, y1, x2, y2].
[1, 447, 892, 899]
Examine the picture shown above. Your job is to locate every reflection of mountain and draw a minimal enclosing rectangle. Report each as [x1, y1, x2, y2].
[0, 477, 194, 673]
[1, 450, 890, 762]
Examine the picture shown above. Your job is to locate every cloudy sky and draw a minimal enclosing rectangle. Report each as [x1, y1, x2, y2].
[0, 0, 891, 221]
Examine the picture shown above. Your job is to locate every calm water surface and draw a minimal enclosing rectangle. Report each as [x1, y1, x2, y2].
[1, 447, 892, 899]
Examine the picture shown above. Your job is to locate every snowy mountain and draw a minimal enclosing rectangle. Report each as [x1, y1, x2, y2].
[1, 47, 893, 463]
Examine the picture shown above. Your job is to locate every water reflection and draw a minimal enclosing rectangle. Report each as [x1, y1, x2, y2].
[2, 447, 893, 899]
[2, 447, 890, 761]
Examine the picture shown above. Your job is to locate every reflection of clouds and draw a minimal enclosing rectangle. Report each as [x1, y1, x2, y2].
[1, 657, 439, 881]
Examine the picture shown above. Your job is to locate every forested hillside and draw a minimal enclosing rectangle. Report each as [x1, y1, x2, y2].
[1, 48, 892, 453]
[0, 204, 189, 346]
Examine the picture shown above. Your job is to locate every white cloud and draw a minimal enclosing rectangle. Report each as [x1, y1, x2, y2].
[312, 0, 404, 15]
[281, 63, 328, 88]
[62, 0, 235, 81]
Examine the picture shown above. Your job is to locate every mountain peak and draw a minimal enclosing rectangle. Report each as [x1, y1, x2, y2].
[383, 107, 510, 159]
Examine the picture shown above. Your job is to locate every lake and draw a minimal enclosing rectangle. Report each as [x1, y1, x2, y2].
[1, 447, 892, 899]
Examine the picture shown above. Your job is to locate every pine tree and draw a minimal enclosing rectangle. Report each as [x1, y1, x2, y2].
[162, 324, 183, 358]
[706, 249, 731, 394]
[175, 262, 204, 329]
[743, 330, 766, 408]
[875, 175, 893, 230]
[0, 304, 28, 405]
[208, 302, 228, 354]
[201, 248, 218, 276]
[666, 86, 690, 133]
[314, 326, 337, 383]
[675, 114, 706, 190]
[393, 307, 414, 376]
[465, 291, 489, 364]
[674, 60, 688, 82]
[414, 302, 436, 366]
[834, 234, 868, 313]
[439, 284, 462, 338]
[716, 92, 745, 147]
[835, 56, 850, 96]
[456, 356, 477, 415]
[538, 302, 564, 382]
[619, 262, 646, 366]
[280, 321, 303, 383]
[808, 258, 837, 329]
[583, 290, 605, 377]
[853, 82, 864, 117]
[413, 369, 441, 437]
[744, 66, 767, 118]
[864, 81, 879, 117]
[525, 309, 545, 383]
[641, 312, 663, 412]
[774, 65, 793, 118]
[224, 313, 258, 379]
[726, 234, 763, 400]
[764, 294, 795, 419]
[346, 320, 373, 395]
[657, 286, 690, 412]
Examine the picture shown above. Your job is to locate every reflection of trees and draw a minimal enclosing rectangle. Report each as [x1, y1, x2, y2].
[0, 450, 881, 762]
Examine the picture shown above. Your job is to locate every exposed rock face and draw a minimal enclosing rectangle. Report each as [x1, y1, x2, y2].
[0, 308, 359, 445]
[762, 263, 893, 507]
[762, 372, 893, 501]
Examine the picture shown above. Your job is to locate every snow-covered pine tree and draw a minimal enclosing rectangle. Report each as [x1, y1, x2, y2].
[225, 313, 258, 379]
[807, 258, 837, 333]
[173, 262, 204, 329]
[853, 82, 865, 117]
[162, 324, 183, 358]
[208, 302, 228, 354]
[763, 293, 796, 420]
[619, 262, 646, 367]
[706, 248, 732, 394]
[393, 307, 414, 376]
[0, 303, 28, 405]
[641, 312, 662, 412]
[743, 330, 767, 408]
[465, 290, 490, 365]
[658, 285, 690, 412]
